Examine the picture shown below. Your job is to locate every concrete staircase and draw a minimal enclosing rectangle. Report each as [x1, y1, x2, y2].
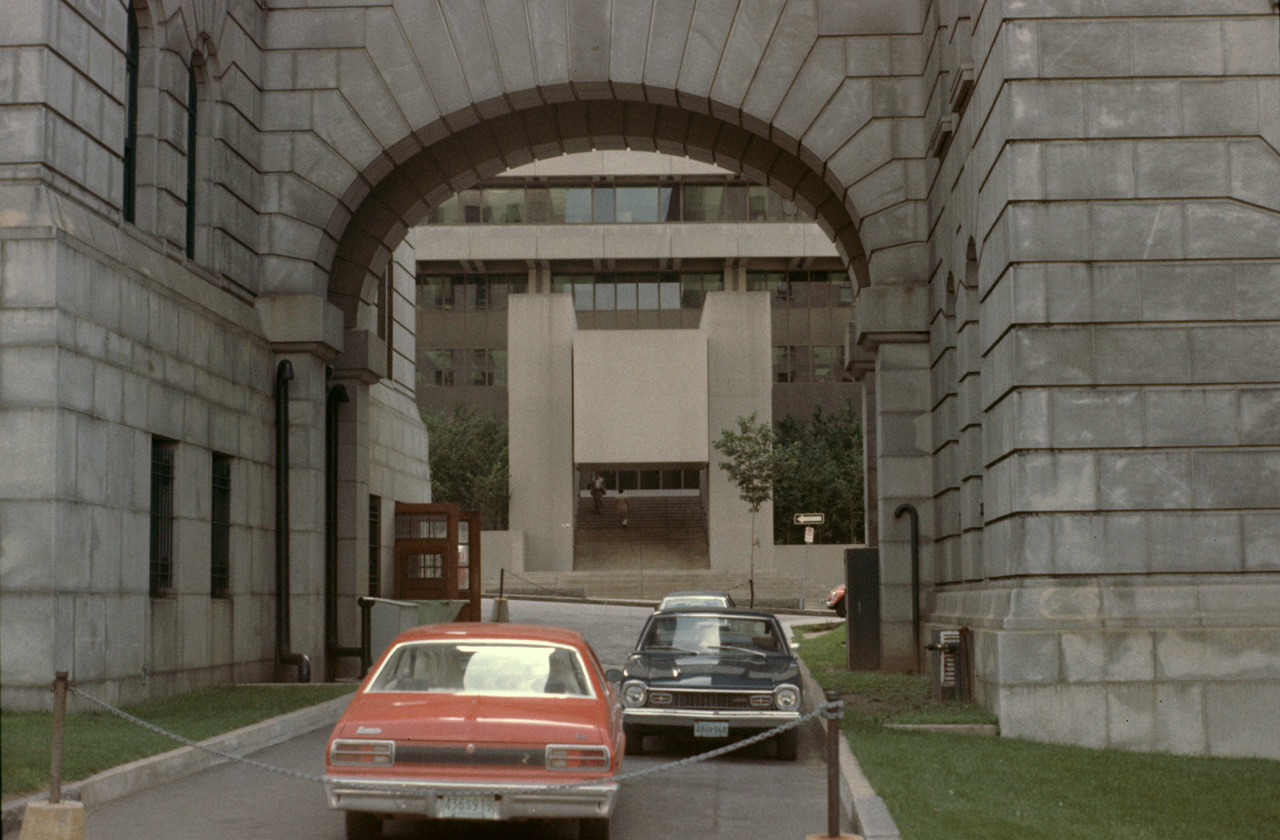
[574, 495, 709, 571]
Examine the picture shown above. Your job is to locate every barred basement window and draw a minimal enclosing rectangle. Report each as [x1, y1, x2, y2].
[210, 453, 231, 598]
[149, 439, 175, 597]
[368, 495, 381, 596]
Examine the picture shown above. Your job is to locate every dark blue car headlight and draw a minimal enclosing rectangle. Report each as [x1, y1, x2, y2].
[774, 684, 800, 711]
[622, 680, 648, 708]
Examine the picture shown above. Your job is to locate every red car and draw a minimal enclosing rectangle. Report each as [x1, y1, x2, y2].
[825, 583, 847, 617]
[324, 623, 623, 840]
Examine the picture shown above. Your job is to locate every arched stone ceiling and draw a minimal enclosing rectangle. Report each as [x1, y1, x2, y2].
[326, 100, 869, 328]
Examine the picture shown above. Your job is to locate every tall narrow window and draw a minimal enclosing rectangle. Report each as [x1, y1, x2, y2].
[184, 62, 197, 258]
[210, 454, 231, 597]
[149, 439, 175, 597]
[123, 5, 139, 223]
[367, 495, 381, 596]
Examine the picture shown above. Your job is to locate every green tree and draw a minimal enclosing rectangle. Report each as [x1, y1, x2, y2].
[422, 405, 510, 530]
[773, 402, 863, 544]
[713, 412, 793, 577]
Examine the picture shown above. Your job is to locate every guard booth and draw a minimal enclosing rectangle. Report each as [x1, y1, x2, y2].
[393, 503, 483, 622]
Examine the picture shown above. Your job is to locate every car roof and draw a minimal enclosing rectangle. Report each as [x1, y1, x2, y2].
[660, 590, 731, 599]
[389, 622, 587, 647]
[647, 606, 779, 621]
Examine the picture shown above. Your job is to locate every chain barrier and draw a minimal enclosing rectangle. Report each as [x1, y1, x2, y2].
[68, 685, 839, 797]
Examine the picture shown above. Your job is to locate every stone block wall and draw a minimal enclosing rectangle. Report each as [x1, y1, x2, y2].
[0, 203, 278, 709]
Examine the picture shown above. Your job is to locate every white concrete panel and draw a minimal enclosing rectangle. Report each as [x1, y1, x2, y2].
[572, 330, 708, 465]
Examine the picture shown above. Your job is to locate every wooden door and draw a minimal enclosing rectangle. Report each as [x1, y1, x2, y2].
[393, 503, 458, 601]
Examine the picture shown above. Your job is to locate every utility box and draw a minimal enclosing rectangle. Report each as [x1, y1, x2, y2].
[844, 547, 880, 671]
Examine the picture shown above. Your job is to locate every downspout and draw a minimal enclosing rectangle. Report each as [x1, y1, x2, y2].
[894, 503, 921, 673]
[324, 377, 362, 680]
[275, 360, 310, 682]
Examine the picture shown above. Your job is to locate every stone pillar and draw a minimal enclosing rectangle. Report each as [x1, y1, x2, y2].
[854, 284, 932, 672]
[256, 295, 344, 678]
[507, 295, 577, 570]
[702, 292, 774, 577]
[330, 329, 384, 679]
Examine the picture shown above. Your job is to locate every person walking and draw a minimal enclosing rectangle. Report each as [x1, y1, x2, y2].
[590, 472, 606, 514]
[612, 487, 631, 529]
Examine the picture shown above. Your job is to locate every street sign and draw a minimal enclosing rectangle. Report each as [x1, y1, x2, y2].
[793, 513, 825, 525]
[804, 526, 814, 544]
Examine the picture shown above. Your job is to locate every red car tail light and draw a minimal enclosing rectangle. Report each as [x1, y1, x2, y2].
[545, 744, 610, 772]
[330, 739, 395, 767]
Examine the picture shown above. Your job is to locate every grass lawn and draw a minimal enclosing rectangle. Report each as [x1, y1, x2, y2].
[795, 626, 1280, 840]
[1, 684, 355, 801]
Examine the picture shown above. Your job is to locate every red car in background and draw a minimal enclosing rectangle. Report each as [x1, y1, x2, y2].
[324, 623, 623, 840]
[825, 583, 847, 617]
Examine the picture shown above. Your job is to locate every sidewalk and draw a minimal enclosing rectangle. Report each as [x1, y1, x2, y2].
[1, 694, 352, 837]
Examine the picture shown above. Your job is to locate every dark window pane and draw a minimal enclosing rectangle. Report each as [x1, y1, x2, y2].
[640, 470, 661, 490]
[680, 274, 705, 309]
[723, 184, 748, 221]
[682, 469, 700, 489]
[616, 278, 637, 310]
[661, 470, 682, 489]
[434, 195, 462, 224]
[616, 186, 659, 222]
[660, 186, 679, 221]
[486, 188, 523, 224]
[659, 279, 680, 310]
[748, 185, 781, 221]
[702, 272, 724, 293]
[551, 274, 574, 295]
[491, 349, 507, 386]
[565, 187, 592, 223]
[592, 186, 614, 223]
[618, 471, 638, 491]
[683, 184, 725, 221]
[573, 281, 594, 311]
[149, 439, 175, 597]
[636, 273, 659, 310]
[460, 190, 484, 223]
[525, 186, 551, 223]
[210, 454, 231, 598]
[368, 496, 381, 596]
[595, 278, 616, 310]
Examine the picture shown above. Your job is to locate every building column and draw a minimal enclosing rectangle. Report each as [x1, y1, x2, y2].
[257, 295, 344, 680]
[854, 284, 932, 671]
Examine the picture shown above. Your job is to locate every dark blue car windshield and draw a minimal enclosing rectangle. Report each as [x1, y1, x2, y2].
[641, 615, 782, 655]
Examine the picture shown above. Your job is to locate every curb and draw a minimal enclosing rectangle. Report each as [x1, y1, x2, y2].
[792, 648, 902, 840]
[1, 694, 352, 836]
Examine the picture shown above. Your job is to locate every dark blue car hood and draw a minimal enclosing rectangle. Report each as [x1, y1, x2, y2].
[622, 650, 800, 690]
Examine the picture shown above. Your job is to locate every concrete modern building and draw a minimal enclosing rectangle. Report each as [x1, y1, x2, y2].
[409, 150, 861, 580]
[2, 0, 1278, 760]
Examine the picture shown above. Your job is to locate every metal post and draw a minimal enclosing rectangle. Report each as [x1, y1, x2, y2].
[50, 672, 69, 804]
[499, 568, 505, 600]
[801, 542, 810, 610]
[825, 689, 842, 838]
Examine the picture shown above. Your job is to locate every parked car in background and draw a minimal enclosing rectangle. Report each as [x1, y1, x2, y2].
[324, 623, 622, 840]
[825, 584, 846, 618]
[610, 608, 803, 761]
[655, 590, 736, 611]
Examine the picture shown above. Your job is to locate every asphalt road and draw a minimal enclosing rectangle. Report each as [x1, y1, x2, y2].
[76, 600, 835, 840]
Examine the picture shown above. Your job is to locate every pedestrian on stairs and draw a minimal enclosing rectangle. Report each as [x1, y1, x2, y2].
[612, 487, 631, 529]
[591, 472, 606, 514]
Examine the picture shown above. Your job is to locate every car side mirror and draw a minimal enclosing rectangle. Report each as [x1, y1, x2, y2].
[605, 668, 623, 683]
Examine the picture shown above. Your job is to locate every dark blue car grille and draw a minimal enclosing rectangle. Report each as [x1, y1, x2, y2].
[658, 691, 769, 710]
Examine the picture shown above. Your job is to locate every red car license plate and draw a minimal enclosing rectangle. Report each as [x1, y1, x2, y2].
[438, 794, 497, 819]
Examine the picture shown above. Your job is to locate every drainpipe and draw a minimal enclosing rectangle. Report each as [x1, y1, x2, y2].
[894, 503, 921, 673]
[324, 377, 361, 680]
[275, 360, 310, 682]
